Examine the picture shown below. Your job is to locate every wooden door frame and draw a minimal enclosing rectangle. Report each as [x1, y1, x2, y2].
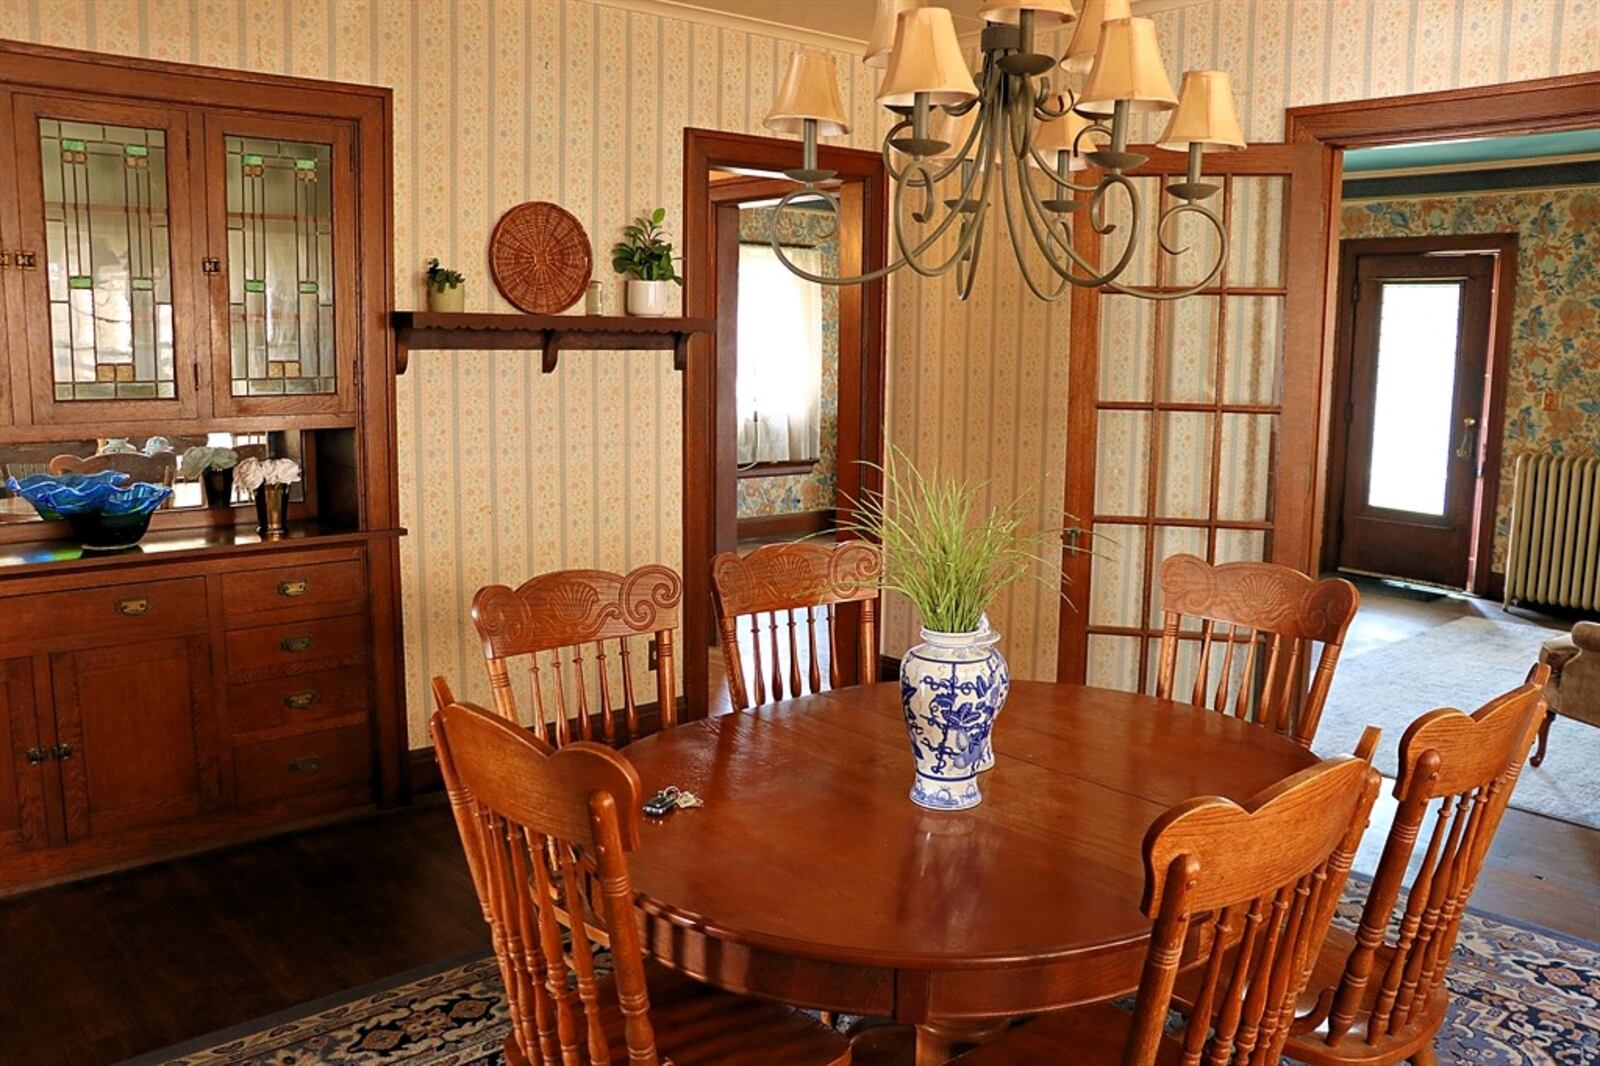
[1285, 71, 1600, 597]
[1321, 234, 1518, 597]
[681, 128, 888, 717]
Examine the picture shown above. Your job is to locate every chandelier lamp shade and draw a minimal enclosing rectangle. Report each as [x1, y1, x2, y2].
[759, 0, 1247, 301]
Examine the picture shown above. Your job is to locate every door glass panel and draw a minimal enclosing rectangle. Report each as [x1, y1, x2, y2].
[1155, 411, 1213, 519]
[226, 136, 336, 396]
[1217, 413, 1276, 522]
[1222, 296, 1281, 405]
[1158, 296, 1219, 403]
[1097, 296, 1154, 401]
[1089, 524, 1145, 628]
[1094, 411, 1150, 516]
[1227, 177, 1287, 287]
[38, 118, 175, 401]
[1366, 282, 1462, 515]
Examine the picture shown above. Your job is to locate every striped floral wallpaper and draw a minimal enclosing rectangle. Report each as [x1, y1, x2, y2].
[5, 0, 1593, 743]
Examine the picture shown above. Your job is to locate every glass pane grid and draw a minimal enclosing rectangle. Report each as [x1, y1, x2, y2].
[227, 135, 337, 397]
[1085, 173, 1291, 692]
[40, 117, 176, 402]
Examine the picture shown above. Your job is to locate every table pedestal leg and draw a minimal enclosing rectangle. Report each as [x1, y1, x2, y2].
[915, 1019, 1010, 1065]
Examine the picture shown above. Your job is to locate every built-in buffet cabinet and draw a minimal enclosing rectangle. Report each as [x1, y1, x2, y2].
[0, 42, 402, 893]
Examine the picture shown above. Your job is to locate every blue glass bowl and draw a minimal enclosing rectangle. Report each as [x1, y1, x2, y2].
[6, 471, 129, 519]
[5, 474, 172, 550]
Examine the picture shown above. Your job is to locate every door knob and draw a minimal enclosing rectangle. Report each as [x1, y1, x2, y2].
[1455, 416, 1479, 460]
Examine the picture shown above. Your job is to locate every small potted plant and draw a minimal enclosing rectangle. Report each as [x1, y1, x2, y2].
[611, 207, 681, 316]
[425, 258, 465, 313]
[845, 450, 1066, 811]
[236, 457, 302, 537]
[180, 445, 239, 507]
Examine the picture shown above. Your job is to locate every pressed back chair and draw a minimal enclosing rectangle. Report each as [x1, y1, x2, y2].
[712, 540, 882, 710]
[471, 565, 680, 746]
[1284, 667, 1549, 1066]
[431, 699, 850, 1066]
[954, 748, 1382, 1065]
[1156, 553, 1360, 747]
[50, 450, 178, 508]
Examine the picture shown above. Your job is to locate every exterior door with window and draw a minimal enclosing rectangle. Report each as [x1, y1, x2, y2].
[1058, 143, 1329, 692]
[1333, 253, 1493, 587]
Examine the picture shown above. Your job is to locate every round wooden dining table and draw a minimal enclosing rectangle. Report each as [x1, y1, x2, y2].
[623, 680, 1319, 1063]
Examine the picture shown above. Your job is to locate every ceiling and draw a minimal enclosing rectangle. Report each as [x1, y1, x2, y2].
[1344, 129, 1600, 175]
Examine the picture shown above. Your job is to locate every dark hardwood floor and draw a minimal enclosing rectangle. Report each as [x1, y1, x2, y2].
[0, 801, 485, 1066]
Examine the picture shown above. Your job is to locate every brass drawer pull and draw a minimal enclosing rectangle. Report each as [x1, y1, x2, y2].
[277, 579, 310, 597]
[288, 756, 323, 774]
[283, 689, 320, 710]
[115, 597, 150, 616]
[279, 634, 314, 653]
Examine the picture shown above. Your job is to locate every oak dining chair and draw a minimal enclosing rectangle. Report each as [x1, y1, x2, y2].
[49, 450, 178, 508]
[952, 747, 1381, 1065]
[1155, 553, 1361, 747]
[1283, 667, 1549, 1066]
[431, 698, 851, 1066]
[470, 565, 681, 746]
[712, 540, 882, 710]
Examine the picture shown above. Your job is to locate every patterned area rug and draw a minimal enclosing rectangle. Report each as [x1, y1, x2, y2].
[132, 893, 1598, 1065]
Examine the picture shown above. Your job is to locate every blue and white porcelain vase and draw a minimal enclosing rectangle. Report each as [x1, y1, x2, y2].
[900, 621, 1010, 810]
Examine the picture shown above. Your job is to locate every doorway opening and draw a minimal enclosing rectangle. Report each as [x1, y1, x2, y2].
[681, 130, 888, 717]
[1322, 234, 1516, 595]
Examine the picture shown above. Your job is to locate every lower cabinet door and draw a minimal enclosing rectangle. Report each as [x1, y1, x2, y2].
[49, 636, 218, 841]
[0, 657, 50, 855]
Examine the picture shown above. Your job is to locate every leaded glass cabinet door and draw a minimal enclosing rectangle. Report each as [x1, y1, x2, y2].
[203, 114, 357, 418]
[1058, 143, 1330, 691]
[12, 95, 201, 425]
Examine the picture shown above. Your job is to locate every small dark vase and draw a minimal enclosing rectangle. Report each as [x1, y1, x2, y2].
[254, 483, 289, 537]
[201, 466, 235, 507]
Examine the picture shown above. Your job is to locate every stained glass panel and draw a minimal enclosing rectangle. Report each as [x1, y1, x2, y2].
[39, 118, 176, 401]
[226, 136, 336, 396]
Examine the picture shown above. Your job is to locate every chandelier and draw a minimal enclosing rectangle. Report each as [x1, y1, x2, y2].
[759, 0, 1247, 302]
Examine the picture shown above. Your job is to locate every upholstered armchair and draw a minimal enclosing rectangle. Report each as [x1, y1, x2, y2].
[1534, 621, 1600, 766]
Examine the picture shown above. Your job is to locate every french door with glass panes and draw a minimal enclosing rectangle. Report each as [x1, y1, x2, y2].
[1057, 143, 1330, 696]
[201, 113, 357, 419]
[10, 95, 203, 426]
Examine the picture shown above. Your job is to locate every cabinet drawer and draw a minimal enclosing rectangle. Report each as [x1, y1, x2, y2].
[226, 667, 369, 738]
[225, 614, 367, 680]
[233, 725, 370, 807]
[0, 578, 207, 650]
[221, 559, 365, 627]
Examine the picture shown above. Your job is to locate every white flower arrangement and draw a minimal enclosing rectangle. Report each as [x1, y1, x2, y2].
[235, 457, 302, 493]
[179, 446, 239, 478]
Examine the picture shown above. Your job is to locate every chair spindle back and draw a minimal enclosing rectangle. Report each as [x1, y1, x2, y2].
[471, 565, 681, 746]
[1126, 752, 1380, 1065]
[432, 699, 660, 1065]
[1156, 554, 1360, 746]
[1308, 667, 1549, 1050]
[712, 541, 882, 710]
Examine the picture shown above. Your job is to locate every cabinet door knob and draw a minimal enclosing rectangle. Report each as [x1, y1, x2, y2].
[280, 634, 314, 653]
[287, 756, 323, 774]
[115, 597, 151, 616]
[277, 579, 310, 597]
[51, 742, 73, 761]
[25, 746, 46, 765]
[283, 689, 319, 710]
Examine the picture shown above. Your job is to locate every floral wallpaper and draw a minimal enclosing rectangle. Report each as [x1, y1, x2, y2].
[735, 205, 839, 520]
[1341, 186, 1600, 570]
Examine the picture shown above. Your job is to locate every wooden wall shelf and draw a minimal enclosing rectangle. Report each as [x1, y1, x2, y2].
[391, 311, 714, 375]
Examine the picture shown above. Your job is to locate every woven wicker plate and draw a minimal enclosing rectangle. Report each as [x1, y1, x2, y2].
[488, 202, 593, 314]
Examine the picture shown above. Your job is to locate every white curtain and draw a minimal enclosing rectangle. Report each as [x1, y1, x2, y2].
[736, 243, 823, 465]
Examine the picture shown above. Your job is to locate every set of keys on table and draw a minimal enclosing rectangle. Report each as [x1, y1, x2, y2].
[642, 785, 703, 817]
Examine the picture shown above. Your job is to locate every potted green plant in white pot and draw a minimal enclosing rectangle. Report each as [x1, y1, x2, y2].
[425, 258, 465, 313]
[847, 450, 1065, 811]
[611, 207, 681, 316]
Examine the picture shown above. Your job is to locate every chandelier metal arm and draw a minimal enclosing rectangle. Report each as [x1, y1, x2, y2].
[997, 146, 1073, 302]
[1010, 145, 1141, 290]
[1104, 201, 1230, 300]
